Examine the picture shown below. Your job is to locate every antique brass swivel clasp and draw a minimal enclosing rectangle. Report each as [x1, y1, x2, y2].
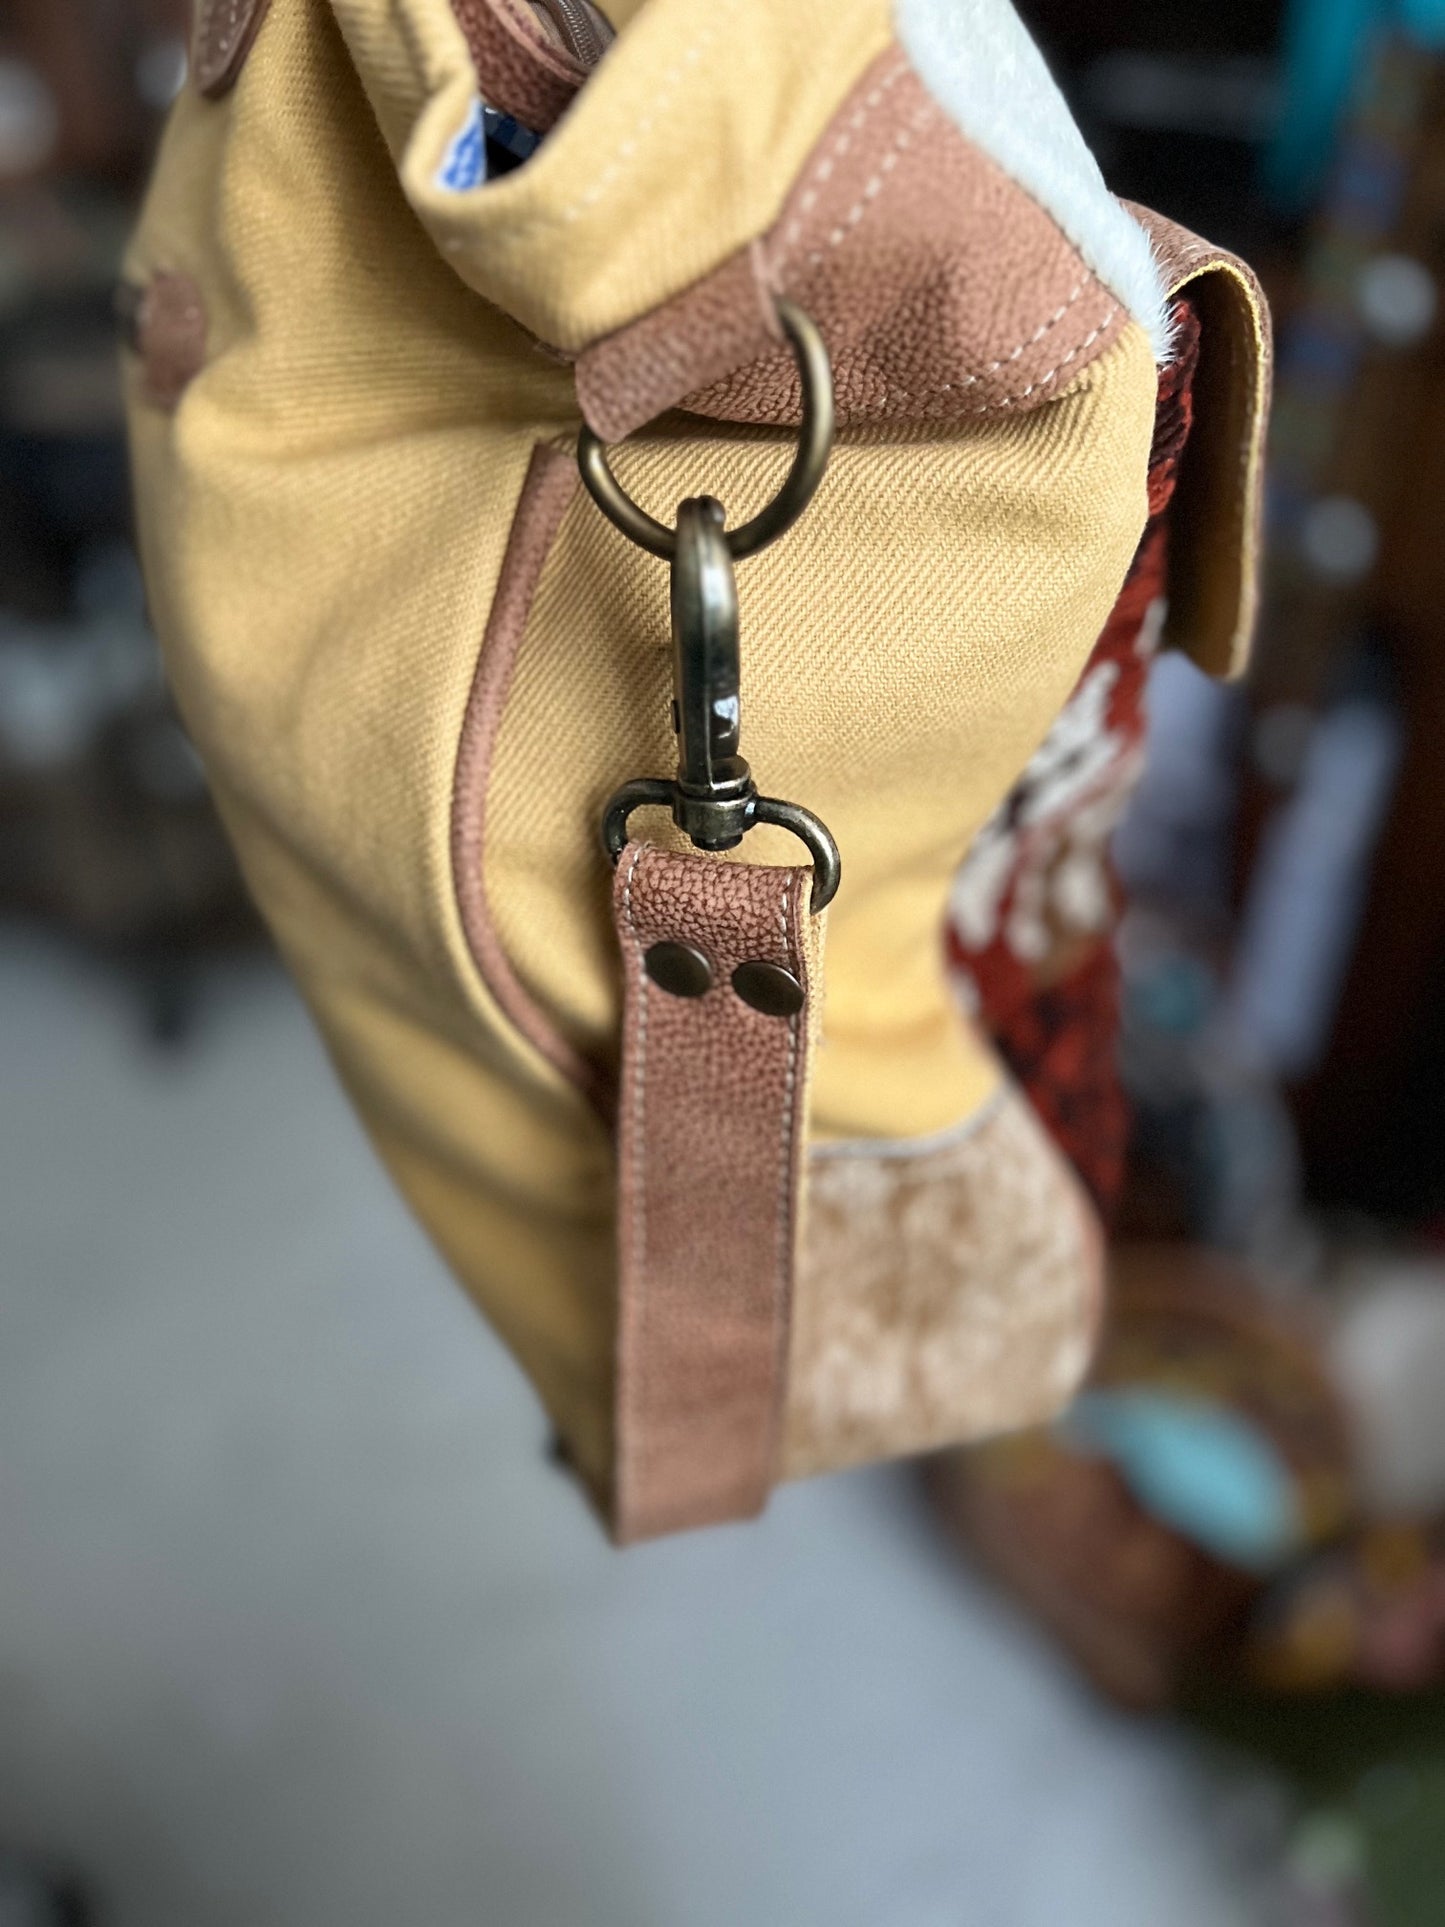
[581, 300, 841, 911]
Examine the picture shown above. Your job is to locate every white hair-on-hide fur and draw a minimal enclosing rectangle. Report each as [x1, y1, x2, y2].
[896, 0, 1173, 364]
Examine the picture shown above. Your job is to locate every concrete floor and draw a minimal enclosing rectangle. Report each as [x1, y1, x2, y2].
[0, 928, 1262, 1927]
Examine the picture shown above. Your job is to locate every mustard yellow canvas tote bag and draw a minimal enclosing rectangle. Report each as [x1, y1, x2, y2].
[124, 0, 1270, 1541]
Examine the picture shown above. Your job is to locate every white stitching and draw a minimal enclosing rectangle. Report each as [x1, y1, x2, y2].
[977, 284, 1086, 375]
[888, 285, 1107, 408]
[546, 5, 735, 226]
[801, 99, 936, 270]
[982, 306, 1119, 410]
[776, 58, 910, 268]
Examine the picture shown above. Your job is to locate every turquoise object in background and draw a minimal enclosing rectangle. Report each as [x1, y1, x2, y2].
[1266, 0, 1445, 212]
[1064, 1391, 1307, 1574]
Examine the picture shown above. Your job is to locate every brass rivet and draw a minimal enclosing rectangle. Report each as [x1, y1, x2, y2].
[644, 941, 713, 998]
[732, 959, 804, 1017]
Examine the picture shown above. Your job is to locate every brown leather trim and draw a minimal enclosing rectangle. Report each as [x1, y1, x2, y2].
[131, 270, 208, 410]
[450, 0, 588, 131]
[611, 843, 818, 1543]
[576, 245, 783, 445]
[452, 443, 604, 1101]
[1126, 204, 1273, 679]
[576, 50, 1128, 442]
[191, 0, 272, 100]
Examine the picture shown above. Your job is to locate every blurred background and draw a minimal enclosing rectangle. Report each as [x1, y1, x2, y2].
[3, 1, 1445, 1922]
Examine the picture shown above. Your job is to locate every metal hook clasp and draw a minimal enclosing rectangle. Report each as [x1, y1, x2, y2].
[667, 496, 751, 849]
[586, 300, 841, 912]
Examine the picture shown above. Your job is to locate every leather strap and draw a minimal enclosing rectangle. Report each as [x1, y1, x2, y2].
[610, 842, 819, 1543]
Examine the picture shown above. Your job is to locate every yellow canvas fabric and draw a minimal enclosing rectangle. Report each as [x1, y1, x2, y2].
[126, 0, 1158, 1491]
[330, 0, 895, 349]
[129, 0, 622, 1484]
[488, 368, 1157, 1144]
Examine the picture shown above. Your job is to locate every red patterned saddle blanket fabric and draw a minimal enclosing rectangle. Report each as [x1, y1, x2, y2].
[949, 299, 1202, 1216]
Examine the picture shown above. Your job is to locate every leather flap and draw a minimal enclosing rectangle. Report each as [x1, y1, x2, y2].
[1129, 205, 1273, 681]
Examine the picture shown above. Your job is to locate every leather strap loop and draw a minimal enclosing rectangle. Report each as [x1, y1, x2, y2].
[610, 843, 819, 1543]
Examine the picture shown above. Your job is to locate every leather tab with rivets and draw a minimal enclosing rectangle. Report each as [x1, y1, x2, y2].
[609, 841, 823, 1544]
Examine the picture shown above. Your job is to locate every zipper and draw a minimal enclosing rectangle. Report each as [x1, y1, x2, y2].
[526, 0, 612, 69]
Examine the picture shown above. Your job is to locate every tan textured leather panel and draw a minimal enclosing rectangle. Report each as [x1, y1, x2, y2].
[577, 245, 784, 440]
[611, 842, 819, 1542]
[783, 1086, 1104, 1479]
[1124, 203, 1272, 678]
[450, 0, 588, 130]
[577, 51, 1128, 441]
[192, 0, 272, 98]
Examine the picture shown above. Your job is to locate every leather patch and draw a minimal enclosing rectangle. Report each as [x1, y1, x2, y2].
[130, 270, 208, 410]
[610, 843, 820, 1543]
[451, 0, 587, 131]
[577, 51, 1127, 442]
[192, 0, 272, 100]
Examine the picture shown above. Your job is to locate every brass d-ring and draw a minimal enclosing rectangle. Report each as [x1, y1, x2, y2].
[576, 298, 835, 562]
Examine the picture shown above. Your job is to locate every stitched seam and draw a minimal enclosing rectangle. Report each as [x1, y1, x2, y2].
[998, 283, 1087, 361]
[798, 97, 937, 272]
[884, 290, 1118, 414]
[985, 306, 1119, 411]
[928, 284, 1088, 395]
[618, 842, 650, 1518]
[776, 56, 911, 270]
[1163, 239, 1218, 272]
[544, 2, 736, 226]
